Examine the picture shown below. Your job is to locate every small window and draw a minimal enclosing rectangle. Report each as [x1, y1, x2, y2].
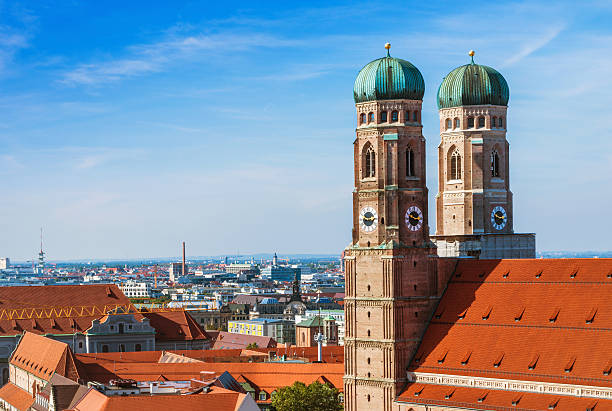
[102, 345, 109, 353]
[364, 144, 376, 178]
[78, 342, 83, 349]
[491, 117, 497, 128]
[135, 344, 142, 352]
[380, 111, 387, 122]
[468, 117, 474, 128]
[413, 111, 418, 122]
[528, 354, 539, 370]
[445, 118, 452, 130]
[499, 117, 504, 128]
[259, 392, 267, 401]
[405, 111, 410, 122]
[391, 110, 398, 122]
[368, 112, 374, 123]
[491, 150, 500, 177]
[454, 118, 460, 129]
[478, 117, 485, 128]
[406, 148, 415, 177]
[450, 149, 462, 180]
[359, 113, 366, 124]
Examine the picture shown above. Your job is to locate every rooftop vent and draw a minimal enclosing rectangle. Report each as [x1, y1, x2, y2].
[549, 308, 560, 323]
[528, 354, 539, 370]
[515, 307, 525, 322]
[502, 272, 509, 279]
[565, 356, 576, 373]
[603, 360, 612, 376]
[535, 271, 542, 278]
[444, 389, 455, 400]
[482, 306, 492, 320]
[413, 386, 424, 397]
[437, 350, 448, 364]
[570, 270, 578, 279]
[586, 308, 597, 324]
[494, 353, 504, 368]
[548, 399, 559, 409]
[512, 395, 522, 406]
[461, 351, 472, 366]
[458, 308, 468, 320]
[478, 392, 488, 403]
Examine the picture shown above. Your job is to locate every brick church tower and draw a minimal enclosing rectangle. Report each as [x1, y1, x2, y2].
[343, 44, 443, 411]
[432, 51, 535, 258]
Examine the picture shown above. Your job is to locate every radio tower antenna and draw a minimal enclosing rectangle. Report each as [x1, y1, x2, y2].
[37, 227, 45, 275]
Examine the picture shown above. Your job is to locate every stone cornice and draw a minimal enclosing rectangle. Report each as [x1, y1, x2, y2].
[408, 371, 612, 400]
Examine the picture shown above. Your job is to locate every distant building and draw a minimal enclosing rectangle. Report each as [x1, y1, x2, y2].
[212, 331, 277, 350]
[169, 262, 187, 282]
[119, 280, 152, 298]
[0, 258, 9, 270]
[296, 309, 345, 345]
[260, 265, 298, 282]
[295, 316, 339, 347]
[225, 263, 258, 275]
[228, 318, 295, 345]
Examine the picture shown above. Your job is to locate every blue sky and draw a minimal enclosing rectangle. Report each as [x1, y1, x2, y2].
[1, 1, 611, 260]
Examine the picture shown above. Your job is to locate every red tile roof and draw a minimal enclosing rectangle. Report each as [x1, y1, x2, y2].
[212, 331, 276, 349]
[397, 382, 612, 411]
[71, 386, 246, 411]
[405, 258, 612, 406]
[0, 284, 141, 336]
[142, 311, 210, 342]
[10, 331, 81, 381]
[0, 382, 35, 411]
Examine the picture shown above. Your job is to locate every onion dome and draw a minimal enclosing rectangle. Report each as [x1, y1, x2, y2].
[354, 43, 425, 103]
[437, 51, 509, 109]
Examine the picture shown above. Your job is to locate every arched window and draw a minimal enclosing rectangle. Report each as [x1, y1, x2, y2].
[491, 117, 497, 128]
[454, 118, 460, 129]
[391, 110, 398, 122]
[478, 117, 485, 128]
[359, 113, 366, 125]
[380, 111, 387, 122]
[445, 119, 451, 130]
[368, 112, 374, 123]
[364, 144, 376, 178]
[498, 117, 504, 128]
[259, 392, 267, 401]
[413, 111, 418, 122]
[467, 117, 474, 128]
[491, 150, 500, 177]
[450, 149, 462, 180]
[406, 148, 415, 177]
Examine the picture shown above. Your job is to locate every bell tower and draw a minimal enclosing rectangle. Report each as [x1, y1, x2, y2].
[432, 51, 535, 258]
[343, 44, 441, 411]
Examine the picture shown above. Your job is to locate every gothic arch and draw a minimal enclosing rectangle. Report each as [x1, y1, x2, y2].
[406, 145, 415, 177]
[491, 144, 503, 178]
[362, 142, 376, 178]
[448, 146, 462, 181]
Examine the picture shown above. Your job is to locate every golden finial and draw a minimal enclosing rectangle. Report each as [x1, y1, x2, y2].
[385, 42, 391, 56]
[469, 50, 475, 64]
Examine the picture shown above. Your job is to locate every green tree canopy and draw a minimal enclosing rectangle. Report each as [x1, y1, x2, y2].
[245, 342, 259, 349]
[271, 381, 342, 411]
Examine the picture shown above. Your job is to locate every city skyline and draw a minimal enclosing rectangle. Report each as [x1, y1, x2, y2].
[1, 0, 612, 260]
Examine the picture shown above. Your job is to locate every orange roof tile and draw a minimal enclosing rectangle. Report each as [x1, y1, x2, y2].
[409, 258, 612, 388]
[142, 311, 210, 342]
[0, 284, 142, 336]
[71, 386, 248, 411]
[397, 382, 612, 411]
[10, 331, 81, 381]
[0, 382, 35, 411]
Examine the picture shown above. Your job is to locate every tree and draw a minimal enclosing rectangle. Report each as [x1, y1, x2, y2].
[245, 342, 259, 349]
[271, 381, 342, 411]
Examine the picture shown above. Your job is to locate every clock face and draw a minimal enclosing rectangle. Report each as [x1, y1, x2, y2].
[491, 206, 507, 230]
[405, 205, 423, 231]
[359, 206, 378, 233]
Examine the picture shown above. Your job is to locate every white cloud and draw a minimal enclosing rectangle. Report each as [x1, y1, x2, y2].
[501, 26, 565, 67]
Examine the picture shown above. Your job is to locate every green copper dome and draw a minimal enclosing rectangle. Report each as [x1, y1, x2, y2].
[354, 48, 425, 103]
[437, 55, 509, 109]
